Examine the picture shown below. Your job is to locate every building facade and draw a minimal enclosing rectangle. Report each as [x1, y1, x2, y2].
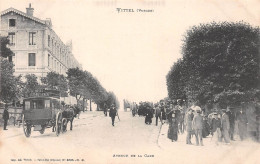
[0, 4, 82, 78]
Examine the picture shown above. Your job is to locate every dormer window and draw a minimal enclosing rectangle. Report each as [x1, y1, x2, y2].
[9, 19, 16, 27]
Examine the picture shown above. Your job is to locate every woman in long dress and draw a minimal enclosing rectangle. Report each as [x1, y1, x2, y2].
[167, 107, 178, 142]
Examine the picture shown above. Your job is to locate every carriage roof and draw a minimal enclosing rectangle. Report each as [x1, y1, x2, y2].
[23, 96, 60, 101]
[23, 89, 60, 101]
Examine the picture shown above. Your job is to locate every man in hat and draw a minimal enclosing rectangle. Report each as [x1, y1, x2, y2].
[109, 103, 117, 126]
[211, 113, 222, 145]
[226, 107, 235, 140]
[159, 100, 166, 124]
[185, 108, 193, 145]
[3, 104, 9, 130]
[155, 103, 162, 126]
[237, 107, 248, 141]
[192, 109, 204, 146]
[176, 100, 185, 133]
[221, 109, 230, 144]
[104, 103, 108, 116]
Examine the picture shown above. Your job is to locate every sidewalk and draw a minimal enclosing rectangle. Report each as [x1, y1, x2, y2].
[157, 123, 260, 164]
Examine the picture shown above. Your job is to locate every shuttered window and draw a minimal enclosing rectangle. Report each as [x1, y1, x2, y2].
[28, 53, 36, 66]
[8, 32, 15, 45]
[29, 32, 36, 45]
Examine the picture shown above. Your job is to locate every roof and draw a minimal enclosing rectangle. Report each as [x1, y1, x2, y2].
[23, 96, 60, 101]
[1, 7, 46, 25]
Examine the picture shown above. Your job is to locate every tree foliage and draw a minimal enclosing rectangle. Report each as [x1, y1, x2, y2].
[41, 72, 68, 97]
[67, 68, 116, 109]
[67, 68, 87, 102]
[106, 91, 120, 109]
[167, 21, 260, 108]
[0, 36, 13, 58]
[0, 58, 20, 103]
[23, 74, 39, 97]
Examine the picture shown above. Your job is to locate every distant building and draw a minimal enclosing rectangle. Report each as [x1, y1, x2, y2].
[0, 4, 82, 78]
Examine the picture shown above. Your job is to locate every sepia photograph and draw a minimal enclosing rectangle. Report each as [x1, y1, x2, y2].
[0, 0, 260, 163]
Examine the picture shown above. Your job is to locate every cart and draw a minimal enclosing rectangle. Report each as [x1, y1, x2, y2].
[22, 89, 67, 137]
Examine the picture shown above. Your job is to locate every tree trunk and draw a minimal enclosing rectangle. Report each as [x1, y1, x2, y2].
[83, 98, 85, 112]
[90, 99, 92, 111]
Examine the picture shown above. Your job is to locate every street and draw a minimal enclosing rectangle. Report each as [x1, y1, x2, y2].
[0, 111, 259, 164]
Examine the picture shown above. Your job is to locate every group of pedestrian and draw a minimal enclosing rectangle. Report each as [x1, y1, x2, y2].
[154, 100, 184, 142]
[186, 107, 239, 146]
[185, 106, 205, 146]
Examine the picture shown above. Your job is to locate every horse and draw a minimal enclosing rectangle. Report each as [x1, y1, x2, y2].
[61, 107, 76, 131]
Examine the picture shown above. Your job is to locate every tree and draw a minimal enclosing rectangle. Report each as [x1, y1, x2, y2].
[67, 68, 87, 107]
[167, 21, 260, 109]
[67, 68, 118, 111]
[23, 74, 39, 97]
[41, 72, 68, 97]
[0, 36, 13, 58]
[0, 58, 19, 103]
[106, 92, 120, 109]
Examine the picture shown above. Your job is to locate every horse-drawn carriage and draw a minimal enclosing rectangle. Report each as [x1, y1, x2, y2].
[22, 89, 75, 137]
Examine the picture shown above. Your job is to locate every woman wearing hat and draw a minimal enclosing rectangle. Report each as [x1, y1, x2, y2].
[167, 106, 178, 142]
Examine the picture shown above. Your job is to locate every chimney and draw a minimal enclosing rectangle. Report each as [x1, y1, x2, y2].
[26, 3, 34, 16]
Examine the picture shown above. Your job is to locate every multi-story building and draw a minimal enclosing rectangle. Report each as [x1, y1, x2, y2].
[0, 4, 82, 78]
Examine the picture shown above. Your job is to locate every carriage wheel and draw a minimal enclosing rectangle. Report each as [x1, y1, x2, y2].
[40, 125, 45, 134]
[56, 112, 62, 136]
[61, 118, 67, 133]
[22, 115, 31, 138]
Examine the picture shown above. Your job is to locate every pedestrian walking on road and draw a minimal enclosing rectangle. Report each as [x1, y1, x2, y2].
[3, 104, 9, 130]
[109, 104, 117, 126]
[167, 108, 178, 142]
[160, 100, 166, 124]
[226, 107, 235, 140]
[185, 108, 193, 145]
[104, 104, 108, 117]
[211, 113, 222, 145]
[155, 104, 162, 126]
[237, 108, 248, 141]
[145, 106, 153, 125]
[192, 108, 204, 146]
[221, 109, 230, 144]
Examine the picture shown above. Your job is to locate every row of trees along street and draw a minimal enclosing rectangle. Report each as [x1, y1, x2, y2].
[166, 21, 260, 111]
[0, 36, 119, 111]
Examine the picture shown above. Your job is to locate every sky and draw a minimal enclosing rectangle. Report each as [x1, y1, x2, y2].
[1, 0, 260, 103]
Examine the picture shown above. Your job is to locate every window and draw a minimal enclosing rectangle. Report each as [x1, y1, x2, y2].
[8, 32, 15, 45]
[25, 101, 30, 110]
[52, 39, 54, 51]
[28, 53, 36, 66]
[45, 100, 50, 109]
[48, 54, 50, 67]
[29, 32, 36, 45]
[54, 43, 56, 54]
[31, 100, 44, 109]
[9, 19, 16, 27]
[54, 60, 56, 71]
[48, 35, 50, 47]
